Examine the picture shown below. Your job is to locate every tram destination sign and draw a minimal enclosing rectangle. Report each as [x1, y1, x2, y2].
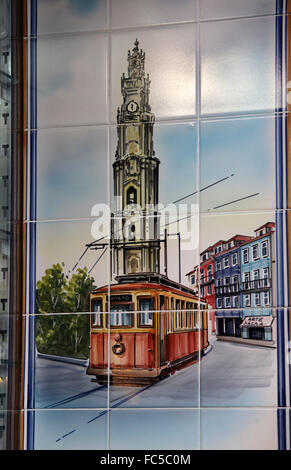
[107, 294, 132, 302]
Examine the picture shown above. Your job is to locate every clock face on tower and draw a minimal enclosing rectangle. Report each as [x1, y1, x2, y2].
[126, 100, 139, 113]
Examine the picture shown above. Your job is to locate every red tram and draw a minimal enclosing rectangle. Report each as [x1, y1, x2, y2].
[86, 274, 209, 386]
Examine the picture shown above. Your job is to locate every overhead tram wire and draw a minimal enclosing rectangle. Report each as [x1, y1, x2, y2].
[69, 173, 252, 272]
[88, 247, 108, 274]
[211, 192, 260, 210]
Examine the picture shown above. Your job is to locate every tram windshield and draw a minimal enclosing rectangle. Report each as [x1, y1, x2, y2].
[110, 304, 133, 326]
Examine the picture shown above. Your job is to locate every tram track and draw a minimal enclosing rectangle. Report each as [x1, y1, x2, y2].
[55, 382, 156, 443]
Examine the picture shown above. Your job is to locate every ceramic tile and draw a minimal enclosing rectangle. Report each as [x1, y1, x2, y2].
[110, 122, 199, 215]
[111, 0, 198, 28]
[34, 313, 108, 409]
[108, 214, 199, 289]
[111, 24, 197, 123]
[199, 0, 276, 21]
[200, 309, 277, 407]
[33, 219, 110, 314]
[200, 116, 276, 214]
[33, 0, 108, 36]
[34, 32, 108, 128]
[200, 16, 276, 116]
[104, 310, 200, 408]
[34, 126, 109, 221]
[200, 408, 278, 449]
[109, 409, 199, 449]
[33, 409, 108, 449]
[199, 211, 277, 310]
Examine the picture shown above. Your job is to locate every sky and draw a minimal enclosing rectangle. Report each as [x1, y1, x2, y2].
[35, 0, 277, 285]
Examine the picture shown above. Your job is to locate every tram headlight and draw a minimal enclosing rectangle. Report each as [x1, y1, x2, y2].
[112, 342, 125, 355]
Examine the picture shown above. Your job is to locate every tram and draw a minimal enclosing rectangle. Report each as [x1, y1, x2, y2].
[86, 274, 209, 386]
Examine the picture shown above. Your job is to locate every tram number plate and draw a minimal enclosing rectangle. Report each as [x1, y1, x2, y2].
[107, 294, 132, 302]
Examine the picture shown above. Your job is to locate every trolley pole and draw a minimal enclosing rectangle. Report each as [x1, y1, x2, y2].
[167, 232, 181, 284]
[164, 228, 168, 277]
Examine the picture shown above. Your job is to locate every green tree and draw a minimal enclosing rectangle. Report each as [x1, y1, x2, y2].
[35, 264, 96, 359]
[36, 262, 67, 314]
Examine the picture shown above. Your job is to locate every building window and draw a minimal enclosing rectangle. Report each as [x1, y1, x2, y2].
[242, 248, 249, 264]
[243, 272, 250, 289]
[233, 275, 239, 291]
[207, 284, 212, 295]
[207, 265, 212, 281]
[254, 293, 260, 307]
[233, 296, 239, 308]
[263, 291, 270, 306]
[252, 244, 259, 260]
[245, 294, 251, 307]
[201, 286, 205, 297]
[224, 257, 229, 268]
[225, 297, 231, 307]
[253, 269, 259, 287]
[232, 253, 237, 265]
[262, 240, 269, 257]
[126, 186, 137, 205]
[263, 267, 270, 287]
[217, 261, 221, 270]
[191, 274, 195, 285]
[217, 298, 222, 308]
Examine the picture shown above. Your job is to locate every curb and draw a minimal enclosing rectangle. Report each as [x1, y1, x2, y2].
[36, 351, 88, 367]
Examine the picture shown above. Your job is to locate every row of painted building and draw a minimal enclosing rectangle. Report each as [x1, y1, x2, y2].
[187, 222, 276, 347]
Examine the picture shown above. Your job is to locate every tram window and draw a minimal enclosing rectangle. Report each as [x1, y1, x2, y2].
[92, 300, 102, 327]
[181, 301, 185, 328]
[170, 298, 174, 332]
[138, 298, 154, 326]
[110, 304, 133, 327]
[175, 311, 180, 330]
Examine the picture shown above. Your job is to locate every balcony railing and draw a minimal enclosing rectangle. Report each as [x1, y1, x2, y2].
[241, 278, 271, 292]
[215, 283, 240, 295]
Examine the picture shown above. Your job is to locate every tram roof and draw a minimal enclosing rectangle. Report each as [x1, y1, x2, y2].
[92, 273, 200, 300]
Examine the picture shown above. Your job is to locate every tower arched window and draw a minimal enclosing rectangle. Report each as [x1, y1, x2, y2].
[127, 186, 137, 205]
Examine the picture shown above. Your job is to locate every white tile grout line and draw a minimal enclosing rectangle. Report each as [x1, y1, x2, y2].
[107, 0, 112, 452]
[22, 12, 291, 40]
[196, 2, 201, 449]
[23, 1, 291, 450]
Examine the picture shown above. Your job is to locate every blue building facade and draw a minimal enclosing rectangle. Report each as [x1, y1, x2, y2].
[213, 223, 276, 346]
[214, 236, 251, 338]
[239, 223, 275, 343]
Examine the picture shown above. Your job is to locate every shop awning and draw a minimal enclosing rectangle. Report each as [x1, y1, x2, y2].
[240, 316, 273, 328]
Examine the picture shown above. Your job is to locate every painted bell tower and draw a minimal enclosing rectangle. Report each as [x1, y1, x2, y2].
[112, 39, 161, 277]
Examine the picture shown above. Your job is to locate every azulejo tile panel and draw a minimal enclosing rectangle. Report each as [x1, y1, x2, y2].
[20, 0, 291, 452]
[200, 16, 276, 116]
[33, 219, 110, 314]
[34, 126, 109, 221]
[200, 408, 278, 450]
[111, 24, 197, 123]
[34, 313, 108, 409]
[34, 32, 108, 128]
[111, 0, 198, 28]
[199, 0, 277, 21]
[32, 409, 108, 450]
[33, 0, 108, 35]
[109, 409, 199, 450]
[199, 116, 276, 213]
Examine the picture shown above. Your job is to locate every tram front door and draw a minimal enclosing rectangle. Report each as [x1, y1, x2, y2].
[159, 296, 167, 365]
